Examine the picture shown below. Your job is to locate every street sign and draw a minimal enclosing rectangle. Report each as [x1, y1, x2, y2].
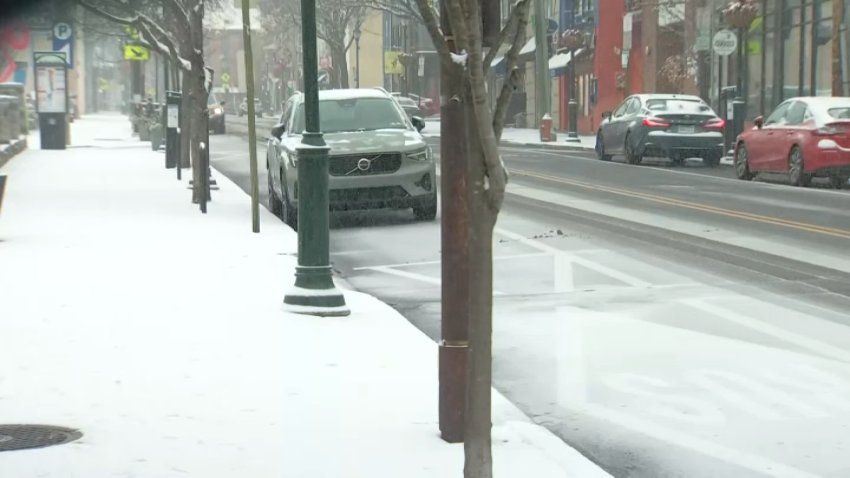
[712, 29, 738, 57]
[124, 26, 140, 40]
[220, 72, 231, 83]
[52, 22, 74, 68]
[418, 56, 425, 77]
[123, 44, 150, 61]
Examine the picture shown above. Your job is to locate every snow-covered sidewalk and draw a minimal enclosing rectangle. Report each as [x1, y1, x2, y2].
[423, 118, 597, 151]
[0, 114, 610, 477]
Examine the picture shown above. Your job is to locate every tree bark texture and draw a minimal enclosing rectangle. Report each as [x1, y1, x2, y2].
[412, 0, 530, 475]
[330, 45, 350, 89]
[180, 71, 192, 171]
[463, 92, 496, 478]
[833, 0, 844, 96]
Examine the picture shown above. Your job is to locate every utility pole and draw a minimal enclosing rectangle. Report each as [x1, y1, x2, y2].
[438, 0, 470, 444]
[533, 0, 550, 128]
[241, 0, 261, 233]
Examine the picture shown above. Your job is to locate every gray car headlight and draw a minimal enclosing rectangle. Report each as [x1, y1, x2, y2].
[406, 147, 431, 162]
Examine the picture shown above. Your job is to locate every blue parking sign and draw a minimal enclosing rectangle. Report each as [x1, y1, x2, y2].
[52, 22, 74, 69]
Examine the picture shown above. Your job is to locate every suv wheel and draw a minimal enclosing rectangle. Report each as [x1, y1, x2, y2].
[268, 172, 283, 216]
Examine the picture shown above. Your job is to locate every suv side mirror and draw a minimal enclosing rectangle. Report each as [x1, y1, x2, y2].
[271, 123, 286, 139]
[753, 116, 764, 129]
[602, 111, 612, 120]
[411, 116, 425, 132]
[220, 100, 226, 106]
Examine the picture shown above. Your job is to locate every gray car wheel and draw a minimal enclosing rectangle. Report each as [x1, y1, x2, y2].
[789, 146, 811, 187]
[268, 171, 283, 216]
[279, 170, 298, 229]
[625, 133, 642, 165]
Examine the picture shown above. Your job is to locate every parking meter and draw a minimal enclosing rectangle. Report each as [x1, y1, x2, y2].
[165, 91, 181, 173]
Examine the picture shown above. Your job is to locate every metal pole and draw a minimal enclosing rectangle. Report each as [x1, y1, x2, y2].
[565, 47, 580, 142]
[283, 0, 349, 316]
[356, 35, 360, 88]
[241, 0, 261, 233]
[533, 0, 550, 128]
[438, 0, 469, 444]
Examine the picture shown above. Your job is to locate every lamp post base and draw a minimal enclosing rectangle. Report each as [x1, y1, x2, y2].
[564, 132, 581, 143]
[284, 265, 350, 317]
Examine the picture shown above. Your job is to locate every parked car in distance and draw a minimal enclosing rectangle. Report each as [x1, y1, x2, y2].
[267, 88, 436, 228]
[208, 93, 226, 134]
[239, 97, 263, 117]
[734, 96, 850, 188]
[392, 92, 438, 116]
[393, 95, 422, 118]
[596, 94, 725, 166]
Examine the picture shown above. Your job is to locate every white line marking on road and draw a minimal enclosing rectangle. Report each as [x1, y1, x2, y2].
[567, 402, 825, 478]
[554, 253, 575, 292]
[367, 266, 505, 295]
[556, 308, 588, 405]
[680, 299, 850, 363]
[331, 250, 374, 256]
[495, 227, 651, 288]
[352, 252, 548, 271]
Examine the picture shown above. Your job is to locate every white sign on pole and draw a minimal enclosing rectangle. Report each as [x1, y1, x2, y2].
[418, 56, 425, 77]
[167, 105, 179, 128]
[712, 30, 738, 57]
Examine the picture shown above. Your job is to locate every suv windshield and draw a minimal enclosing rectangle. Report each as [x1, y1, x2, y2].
[292, 97, 408, 133]
[208, 94, 219, 106]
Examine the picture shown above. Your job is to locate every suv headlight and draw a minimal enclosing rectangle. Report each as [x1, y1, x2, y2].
[406, 147, 431, 162]
[212, 107, 223, 115]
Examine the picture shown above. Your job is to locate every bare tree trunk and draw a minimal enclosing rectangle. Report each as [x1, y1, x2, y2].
[463, 95, 496, 478]
[332, 46, 350, 89]
[190, 67, 205, 204]
[180, 71, 192, 171]
[834, 0, 844, 96]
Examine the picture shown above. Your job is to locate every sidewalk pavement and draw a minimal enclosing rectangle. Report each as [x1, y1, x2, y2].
[423, 118, 597, 152]
[0, 114, 612, 477]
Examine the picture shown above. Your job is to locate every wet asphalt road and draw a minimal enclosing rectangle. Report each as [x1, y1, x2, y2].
[214, 116, 850, 478]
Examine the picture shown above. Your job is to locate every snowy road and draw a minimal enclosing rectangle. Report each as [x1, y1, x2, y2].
[211, 127, 850, 478]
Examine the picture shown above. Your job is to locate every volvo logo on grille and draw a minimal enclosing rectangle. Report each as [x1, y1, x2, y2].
[357, 158, 372, 171]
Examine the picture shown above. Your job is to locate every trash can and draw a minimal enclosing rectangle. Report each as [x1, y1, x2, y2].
[0, 83, 26, 135]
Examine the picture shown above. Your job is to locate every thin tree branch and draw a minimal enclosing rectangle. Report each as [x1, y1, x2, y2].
[493, 0, 530, 139]
[482, 0, 529, 77]
[413, 0, 452, 67]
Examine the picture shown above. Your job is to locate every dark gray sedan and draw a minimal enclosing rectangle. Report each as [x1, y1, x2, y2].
[595, 94, 725, 166]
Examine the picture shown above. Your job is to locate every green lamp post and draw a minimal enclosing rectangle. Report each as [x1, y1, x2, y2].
[283, 0, 350, 317]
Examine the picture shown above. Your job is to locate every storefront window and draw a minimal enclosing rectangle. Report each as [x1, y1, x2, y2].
[813, 1, 832, 96]
[781, 4, 801, 100]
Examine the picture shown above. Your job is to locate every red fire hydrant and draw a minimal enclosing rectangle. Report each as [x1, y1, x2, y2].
[540, 113, 554, 142]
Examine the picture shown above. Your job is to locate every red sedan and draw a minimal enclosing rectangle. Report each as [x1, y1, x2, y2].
[734, 97, 850, 188]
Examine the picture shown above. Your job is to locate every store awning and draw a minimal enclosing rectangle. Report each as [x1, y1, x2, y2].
[490, 37, 539, 68]
[519, 38, 536, 56]
[548, 49, 583, 70]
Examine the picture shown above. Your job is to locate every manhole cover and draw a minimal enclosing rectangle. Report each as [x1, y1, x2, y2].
[0, 425, 82, 452]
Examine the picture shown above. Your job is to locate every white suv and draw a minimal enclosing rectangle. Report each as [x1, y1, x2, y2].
[266, 88, 437, 228]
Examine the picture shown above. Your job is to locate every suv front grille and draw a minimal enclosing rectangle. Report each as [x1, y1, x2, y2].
[330, 186, 409, 203]
[328, 153, 403, 176]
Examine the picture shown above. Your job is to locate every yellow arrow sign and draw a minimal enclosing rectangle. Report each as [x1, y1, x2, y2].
[123, 44, 150, 61]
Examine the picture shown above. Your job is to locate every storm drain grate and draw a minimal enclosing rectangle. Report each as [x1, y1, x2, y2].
[0, 425, 83, 452]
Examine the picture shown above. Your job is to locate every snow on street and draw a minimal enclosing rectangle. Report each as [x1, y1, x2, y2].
[0, 115, 611, 477]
